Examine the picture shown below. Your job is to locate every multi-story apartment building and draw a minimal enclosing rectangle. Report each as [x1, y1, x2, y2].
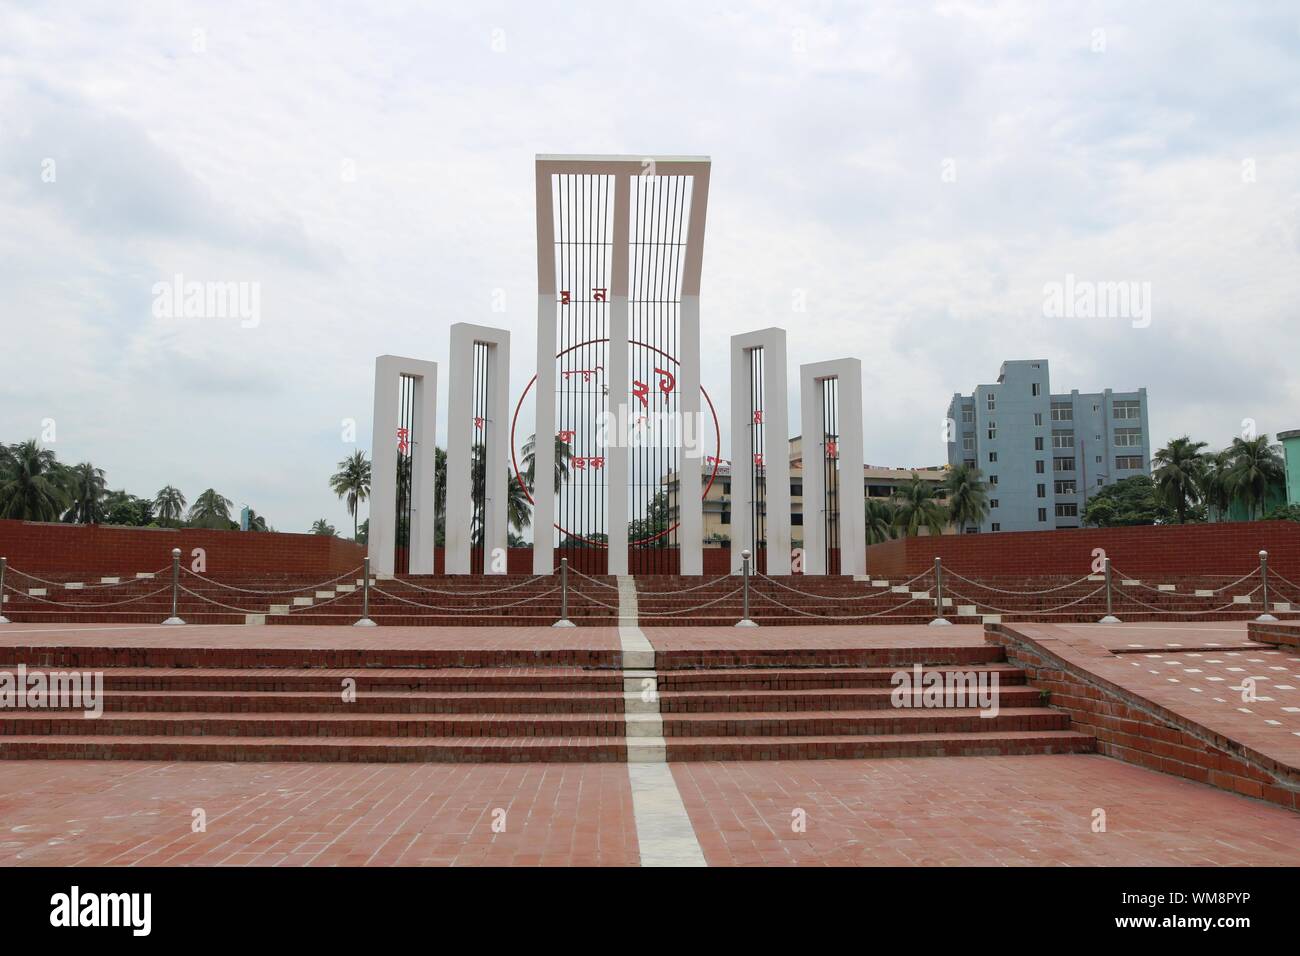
[945, 359, 1150, 532]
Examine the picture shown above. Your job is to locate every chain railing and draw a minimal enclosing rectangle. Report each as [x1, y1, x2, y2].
[0, 549, 1295, 628]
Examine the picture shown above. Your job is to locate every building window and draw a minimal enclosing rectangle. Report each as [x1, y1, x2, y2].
[791, 513, 803, 526]
[1055, 503, 1079, 518]
[1113, 400, 1141, 420]
[987, 394, 996, 411]
[1116, 455, 1143, 470]
[990, 499, 999, 509]
[720, 511, 730, 525]
[991, 523, 1001, 532]
[988, 451, 997, 463]
[987, 423, 997, 440]
[1052, 431, 1074, 449]
[1031, 382, 1041, 396]
[1054, 479, 1077, 495]
[1038, 508, 1047, 522]
[791, 482, 802, 496]
[1054, 457, 1076, 472]
[961, 409, 974, 423]
[1051, 404, 1072, 422]
[1034, 436, 1044, 451]
[1037, 483, 1046, 498]
[1115, 428, 1142, 447]
[989, 475, 998, 486]
[1034, 412, 1043, 426]
[1035, 460, 1045, 474]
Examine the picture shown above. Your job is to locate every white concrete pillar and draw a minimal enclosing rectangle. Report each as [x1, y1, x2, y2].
[730, 329, 791, 575]
[446, 324, 510, 575]
[606, 174, 632, 575]
[799, 358, 865, 577]
[370, 355, 438, 576]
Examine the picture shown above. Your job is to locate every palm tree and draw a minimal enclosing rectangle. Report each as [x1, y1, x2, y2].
[942, 463, 989, 532]
[1202, 448, 1235, 521]
[329, 450, 371, 540]
[0, 440, 70, 521]
[469, 443, 532, 545]
[890, 474, 948, 537]
[865, 498, 897, 545]
[521, 433, 573, 494]
[1151, 436, 1207, 524]
[310, 518, 337, 536]
[188, 488, 234, 529]
[62, 461, 107, 524]
[243, 507, 269, 532]
[1226, 435, 1285, 520]
[153, 485, 187, 527]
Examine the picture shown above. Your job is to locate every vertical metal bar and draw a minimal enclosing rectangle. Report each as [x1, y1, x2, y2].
[1258, 550, 1276, 621]
[355, 555, 376, 627]
[1099, 556, 1119, 624]
[554, 556, 575, 627]
[0, 557, 10, 623]
[163, 547, 184, 625]
[934, 557, 943, 618]
[735, 548, 756, 627]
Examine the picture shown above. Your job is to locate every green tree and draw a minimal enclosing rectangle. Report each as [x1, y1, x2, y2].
[188, 488, 235, 529]
[103, 491, 154, 527]
[152, 485, 187, 527]
[890, 474, 948, 537]
[628, 492, 673, 547]
[1225, 435, 1285, 520]
[1083, 475, 1172, 526]
[468, 444, 531, 545]
[62, 461, 107, 524]
[865, 498, 897, 545]
[243, 507, 270, 532]
[1265, 503, 1300, 523]
[942, 463, 988, 532]
[1201, 448, 1235, 520]
[521, 433, 573, 494]
[1151, 436, 1207, 524]
[330, 450, 372, 540]
[310, 518, 337, 536]
[0, 440, 70, 521]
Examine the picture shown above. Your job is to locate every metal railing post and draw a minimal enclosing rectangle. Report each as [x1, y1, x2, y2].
[1099, 556, 1120, 624]
[162, 547, 185, 625]
[553, 557, 575, 627]
[928, 556, 951, 626]
[736, 548, 757, 627]
[0, 557, 10, 624]
[354, 556, 376, 627]
[1256, 550, 1278, 622]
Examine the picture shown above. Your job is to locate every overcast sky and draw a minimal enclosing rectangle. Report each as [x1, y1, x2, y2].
[2, 1, 1298, 535]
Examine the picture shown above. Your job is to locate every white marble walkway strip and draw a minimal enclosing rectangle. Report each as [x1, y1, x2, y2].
[615, 576, 706, 866]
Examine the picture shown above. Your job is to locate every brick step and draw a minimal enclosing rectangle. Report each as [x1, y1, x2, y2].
[0, 646, 624, 670]
[659, 685, 1045, 712]
[0, 735, 626, 763]
[1, 665, 623, 693]
[0, 711, 626, 738]
[659, 707, 1069, 737]
[0, 610, 249, 625]
[32, 689, 626, 714]
[655, 645, 1006, 669]
[263, 613, 614, 626]
[657, 663, 1027, 690]
[664, 729, 1096, 760]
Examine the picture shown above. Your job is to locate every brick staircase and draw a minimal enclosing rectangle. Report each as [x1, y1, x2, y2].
[3, 567, 1295, 627]
[634, 572, 1300, 626]
[0, 636, 1093, 762]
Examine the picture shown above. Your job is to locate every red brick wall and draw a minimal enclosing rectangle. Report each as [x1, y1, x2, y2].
[0, 519, 364, 576]
[866, 521, 1300, 579]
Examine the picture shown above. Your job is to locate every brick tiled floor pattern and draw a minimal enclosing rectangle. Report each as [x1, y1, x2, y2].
[2, 755, 1297, 866]
[0, 761, 637, 866]
[670, 755, 1300, 866]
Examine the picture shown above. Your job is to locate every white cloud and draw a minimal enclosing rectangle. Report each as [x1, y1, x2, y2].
[0, 0, 1297, 534]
